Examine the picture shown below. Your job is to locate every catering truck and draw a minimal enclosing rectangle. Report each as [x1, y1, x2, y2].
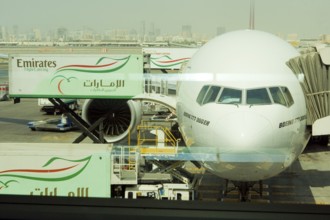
[143, 47, 198, 70]
[8, 53, 144, 99]
[0, 143, 195, 201]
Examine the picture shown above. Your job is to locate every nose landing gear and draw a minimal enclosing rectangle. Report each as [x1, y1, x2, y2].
[223, 180, 264, 202]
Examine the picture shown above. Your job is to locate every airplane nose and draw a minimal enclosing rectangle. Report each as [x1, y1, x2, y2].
[215, 111, 273, 152]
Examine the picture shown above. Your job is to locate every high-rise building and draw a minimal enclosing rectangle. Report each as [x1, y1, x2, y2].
[57, 27, 68, 41]
[0, 26, 7, 41]
[140, 21, 146, 42]
[148, 22, 155, 42]
[216, 27, 226, 36]
[13, 25, 19, 39]
[33, 28, 42, 41]
[181, 25, 192, 39]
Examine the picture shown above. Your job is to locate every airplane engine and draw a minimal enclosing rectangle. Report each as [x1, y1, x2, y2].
[82, 99, 142, 143]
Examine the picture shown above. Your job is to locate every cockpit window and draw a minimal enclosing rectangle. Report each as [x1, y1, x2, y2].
[281, 87, 294, 107]
[196, 85, 209, 105]
[218, 88, 242, 104]
[196, 85, 294, 107]
[246, 88, 271, 105]
[203, 86, 221, 104]
[269, 87, 287, 106]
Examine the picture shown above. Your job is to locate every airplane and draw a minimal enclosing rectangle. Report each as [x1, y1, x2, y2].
[0, 54, 9, 59]
[176, 29, 308, 199]
[81, 29, 308, 201]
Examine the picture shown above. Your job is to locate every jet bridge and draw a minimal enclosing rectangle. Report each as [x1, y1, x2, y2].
[287, 46, 330, 137]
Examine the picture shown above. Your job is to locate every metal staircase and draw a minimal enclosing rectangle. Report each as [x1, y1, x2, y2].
[135, 123, 194, 184]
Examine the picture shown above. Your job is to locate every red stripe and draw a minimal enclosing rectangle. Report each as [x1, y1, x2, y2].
[58, 79, 64, 94]
[0, 164, 77, 174]
[58, 61, 117, 70]
[157, 58, 190, 64]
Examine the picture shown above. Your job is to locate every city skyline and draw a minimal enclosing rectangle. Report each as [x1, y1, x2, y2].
[0, 23, 213, 44]
[1, 0, 330, 40]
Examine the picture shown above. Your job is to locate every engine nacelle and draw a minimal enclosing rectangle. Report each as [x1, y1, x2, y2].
[82, 99, 142, 143]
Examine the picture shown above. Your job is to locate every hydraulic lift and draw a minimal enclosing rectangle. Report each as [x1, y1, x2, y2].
[48, 98, 107, 144]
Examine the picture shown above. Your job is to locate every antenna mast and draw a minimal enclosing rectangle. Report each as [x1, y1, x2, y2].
[249, 0, 255, 29]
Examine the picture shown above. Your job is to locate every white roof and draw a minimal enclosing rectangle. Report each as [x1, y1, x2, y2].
[318, 47, 330, 65]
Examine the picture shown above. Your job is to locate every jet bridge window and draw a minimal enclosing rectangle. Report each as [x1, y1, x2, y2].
[218, 88, 242, 104]
[246, 88, 271, 105]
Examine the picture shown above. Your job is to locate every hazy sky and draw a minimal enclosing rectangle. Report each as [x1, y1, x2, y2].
[1, 0, 330, 38]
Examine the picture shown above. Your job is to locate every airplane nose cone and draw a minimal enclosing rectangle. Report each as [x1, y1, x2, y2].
[215, 111, 273, 151]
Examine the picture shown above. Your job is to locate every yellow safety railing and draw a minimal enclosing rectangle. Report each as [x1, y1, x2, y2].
[136, 125, 179, 154]
[128, 147, 136, 170]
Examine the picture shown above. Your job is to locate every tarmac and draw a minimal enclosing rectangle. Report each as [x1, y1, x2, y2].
[1, 98, 330, 205]
[0, 98, 83, 143]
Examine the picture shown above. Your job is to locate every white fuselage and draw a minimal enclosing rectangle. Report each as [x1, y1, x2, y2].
[176, 30, 307, 182]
